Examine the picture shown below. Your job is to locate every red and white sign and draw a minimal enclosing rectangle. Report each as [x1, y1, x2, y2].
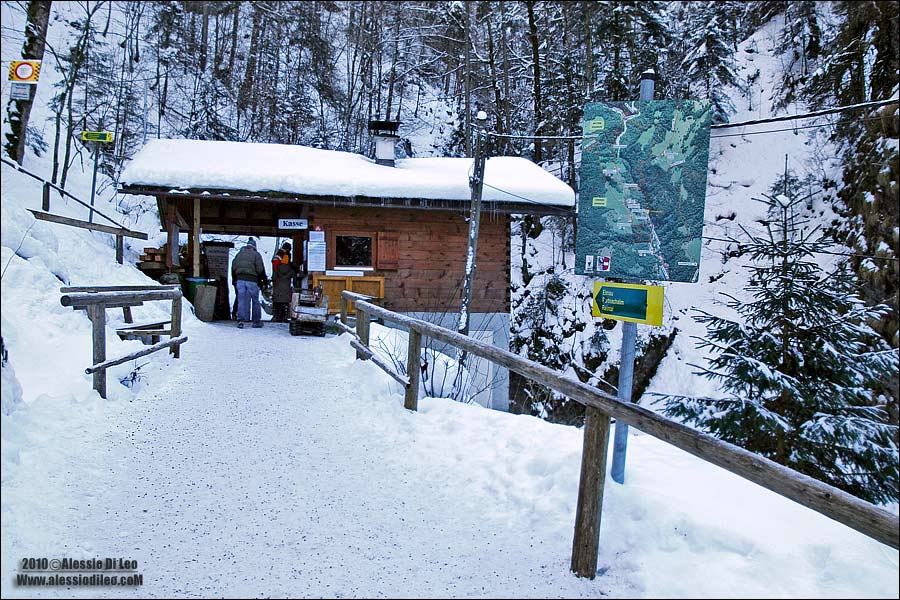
[598, 256, 611, 272]
[8, 60, 41, 83]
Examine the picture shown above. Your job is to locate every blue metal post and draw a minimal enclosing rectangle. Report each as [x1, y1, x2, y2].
[610, 69, 655, 484]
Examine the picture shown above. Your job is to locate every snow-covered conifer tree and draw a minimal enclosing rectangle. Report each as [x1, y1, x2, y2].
[662, 189, 899, 503]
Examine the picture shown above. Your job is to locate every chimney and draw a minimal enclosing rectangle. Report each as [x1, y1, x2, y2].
[368, 119, 401, 167]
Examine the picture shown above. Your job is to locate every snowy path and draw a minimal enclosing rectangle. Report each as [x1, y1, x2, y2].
[11, 322, 607, 598]
[4, 321, 897, 599]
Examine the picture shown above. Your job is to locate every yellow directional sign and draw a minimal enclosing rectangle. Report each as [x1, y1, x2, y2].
[81, 131, 114, 143]
[8, 60, 41, 83]
[592, 282, 664, 326]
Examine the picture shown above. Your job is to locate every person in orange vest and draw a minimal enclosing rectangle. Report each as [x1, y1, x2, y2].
[272, 241, 292, 273]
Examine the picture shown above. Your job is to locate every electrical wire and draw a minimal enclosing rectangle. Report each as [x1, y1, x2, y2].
[481, 181, 575, 214]
[701, 235, 898, 262]
[479, 97, 898, 142]
[709, 115, 889, 139]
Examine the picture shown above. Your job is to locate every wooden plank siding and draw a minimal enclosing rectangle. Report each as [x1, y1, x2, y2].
[309, 206, 510, 314]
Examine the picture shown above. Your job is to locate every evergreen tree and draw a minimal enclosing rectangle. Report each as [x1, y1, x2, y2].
[680, 2, 742, 122]
[662, 190, 899, 503]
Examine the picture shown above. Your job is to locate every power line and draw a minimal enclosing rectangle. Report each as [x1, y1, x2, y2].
[709, 97, 899, 129]
[702, 235, 898, 262]
[481, 97, 898, 142]
[481, 181, 575, 214]
[709, 115, 888, 138]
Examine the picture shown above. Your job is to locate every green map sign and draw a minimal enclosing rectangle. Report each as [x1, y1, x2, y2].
[576, 100, 712, 282]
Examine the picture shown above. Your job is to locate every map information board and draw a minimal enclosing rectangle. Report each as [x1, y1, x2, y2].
[575, 100, 712, 283]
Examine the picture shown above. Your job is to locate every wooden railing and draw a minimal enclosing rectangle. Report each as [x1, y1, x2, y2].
[60, 285, 187, 398]
[339, 291, 899, 579]
[2, 157, 147, 263]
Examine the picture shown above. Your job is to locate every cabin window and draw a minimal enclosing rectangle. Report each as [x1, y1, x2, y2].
[335, 234, 374, 268]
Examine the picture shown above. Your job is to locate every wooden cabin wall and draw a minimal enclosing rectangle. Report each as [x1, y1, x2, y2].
[309, 206, 511, 314]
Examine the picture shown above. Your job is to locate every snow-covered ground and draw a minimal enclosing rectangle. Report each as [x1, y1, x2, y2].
[3, 320, 898, 599]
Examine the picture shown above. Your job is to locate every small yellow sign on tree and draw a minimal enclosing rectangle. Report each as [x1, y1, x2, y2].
[8, 60, 41, 83]
[81, 131, 114, 143]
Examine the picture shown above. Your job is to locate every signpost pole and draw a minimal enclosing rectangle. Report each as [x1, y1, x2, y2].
[89, 142, 99, 224]
[610, 69, 655, 485]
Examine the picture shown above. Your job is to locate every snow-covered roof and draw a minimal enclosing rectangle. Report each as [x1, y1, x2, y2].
[121, 139, 575, 208]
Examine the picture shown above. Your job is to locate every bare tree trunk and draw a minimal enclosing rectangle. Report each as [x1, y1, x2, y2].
[464, 1, 472, 155]
[200, 1, 209, 72]
[238, 5, 261, 113]
[526, 0, 543, 163]
[228, 2, 239, 86]
[5, 0, 53, 165]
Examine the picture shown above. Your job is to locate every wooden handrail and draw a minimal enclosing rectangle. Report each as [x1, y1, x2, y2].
[61, 288, 182, 307]
[86, 336, 188, 374]
[339, 291, 899, 561]
[2, 156, 130, 229]
[61, 285, 178, 293]
[61, 286, 186, 398]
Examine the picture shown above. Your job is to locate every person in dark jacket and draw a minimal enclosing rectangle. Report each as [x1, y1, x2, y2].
[231, 238, 267, 328]
[271, 257, 297, 322]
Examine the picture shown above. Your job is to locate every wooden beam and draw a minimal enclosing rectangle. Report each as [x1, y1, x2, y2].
[61, 285, 178, 293]
[61, 289, 181, 307]
[192, 197, 201, 277]
[28, 210, 148, 240]
[349, 339, 410, 387]
[571, 407, 612, 578]
[167, 203, 180, 267]
[404, 327, 422, 411]
[119, 185, 576, 217]
[86, 336, 188, 374]
[88, 304, 107, 398]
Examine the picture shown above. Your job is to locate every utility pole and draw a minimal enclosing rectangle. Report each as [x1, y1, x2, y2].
[610, 69, 654, 484]
[453, 110, 488, 397]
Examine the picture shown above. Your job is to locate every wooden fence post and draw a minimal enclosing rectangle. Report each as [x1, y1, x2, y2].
[356, 308, 370, 360]
[571, 406, 612, 579]
[405, 327, 422, 410]
[170, 292, 182, 358]
[88, 304, 107, 399]
[340, 294, 349, 326]
[116, 234, 124, 264]
[42, 182, 50, 211]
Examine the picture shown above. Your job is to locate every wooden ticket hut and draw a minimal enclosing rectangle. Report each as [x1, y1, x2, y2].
[119, 138, 575, 408]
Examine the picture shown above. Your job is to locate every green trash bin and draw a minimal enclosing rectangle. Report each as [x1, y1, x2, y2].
[185, 277, 211, 304]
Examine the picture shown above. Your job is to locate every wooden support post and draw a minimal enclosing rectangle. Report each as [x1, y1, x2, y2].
[122, 306, 133, 324]
[170, 293, 182, 358]
[167, 204, 180, 268]
[340, 294, 349, 326]
[571, 407, 612, 579]
[192, 197, 201, 277]
[116, 234, 124, 264]
[404, 327, 422, 411]
[355, 309, 370, 360]
[87, 304, 107, 399]
[42, 182, 50, 211]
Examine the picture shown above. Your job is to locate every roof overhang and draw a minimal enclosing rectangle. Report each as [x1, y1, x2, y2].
[119, 185, 577, 217]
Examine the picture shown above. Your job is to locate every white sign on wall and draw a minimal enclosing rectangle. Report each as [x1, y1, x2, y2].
[308, 241, 326, 271]
[278, 218, 308, 230]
